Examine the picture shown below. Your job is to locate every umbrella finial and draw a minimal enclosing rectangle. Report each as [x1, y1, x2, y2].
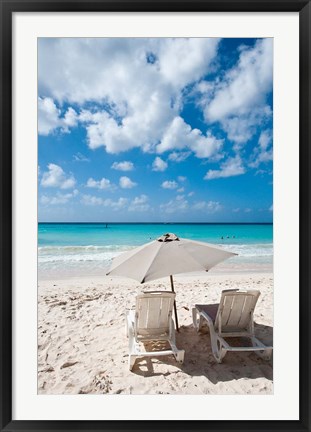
[157, 233, 180, 242]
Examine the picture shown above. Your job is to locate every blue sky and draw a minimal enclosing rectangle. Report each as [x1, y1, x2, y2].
[38, 38, 273, 222]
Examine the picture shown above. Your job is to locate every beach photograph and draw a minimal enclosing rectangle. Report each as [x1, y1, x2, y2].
[38, 37, 273, 395]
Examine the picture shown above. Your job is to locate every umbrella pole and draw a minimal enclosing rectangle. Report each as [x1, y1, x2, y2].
[170, 275, 179, 332]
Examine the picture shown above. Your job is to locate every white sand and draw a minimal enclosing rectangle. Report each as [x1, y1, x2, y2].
[38, 272, 273, 395]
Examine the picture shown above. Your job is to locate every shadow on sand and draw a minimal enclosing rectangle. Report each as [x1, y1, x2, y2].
[131, 322, 273, 384]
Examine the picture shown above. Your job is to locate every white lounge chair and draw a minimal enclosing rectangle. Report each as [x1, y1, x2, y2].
[192, 289, 273, 363]
[126, 291, 185, 371]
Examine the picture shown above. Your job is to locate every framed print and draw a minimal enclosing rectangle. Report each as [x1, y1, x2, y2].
[1, 1, 310, 431]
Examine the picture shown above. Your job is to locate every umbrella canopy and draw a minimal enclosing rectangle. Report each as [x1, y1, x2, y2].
[107, 233, 237, 330]
[107, 233, 236, 283]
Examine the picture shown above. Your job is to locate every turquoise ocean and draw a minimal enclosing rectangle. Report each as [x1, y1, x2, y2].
[38, 223, 273, 279]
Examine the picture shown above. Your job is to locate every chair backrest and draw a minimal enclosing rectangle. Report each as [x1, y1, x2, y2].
[215, 289, 260, 336]
[134, 291, 175, 341]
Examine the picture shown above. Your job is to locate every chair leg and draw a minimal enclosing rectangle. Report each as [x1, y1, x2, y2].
[210, 332, 227, 363]
[128, 331, 138, 371]
[192, 307, 198, 329]
[129, 355, 136, 371]
[256, 348, 272, 360]
[127, 315, 137, 371]
[125, 315, 129, 337]
[192, 308, 204, 332]
[194, 311, 226, 362]
[173, 348, 185, 364]
[170, 338, 184, 363]
[126, 311, 135, 338]
[169, 320, 185, 364]
[251, 337, 273, 360]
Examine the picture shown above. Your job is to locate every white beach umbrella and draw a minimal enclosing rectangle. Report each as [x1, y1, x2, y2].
[107, 233, 237, 330]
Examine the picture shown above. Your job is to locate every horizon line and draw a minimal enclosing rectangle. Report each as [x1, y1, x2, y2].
[38, 221, 273, 225]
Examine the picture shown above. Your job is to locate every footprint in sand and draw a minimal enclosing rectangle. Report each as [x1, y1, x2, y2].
[60, 361, 78, 369]
[40, 366, 55, 373]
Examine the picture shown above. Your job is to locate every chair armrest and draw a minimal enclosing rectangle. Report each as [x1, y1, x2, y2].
[200, 310, 214, 326]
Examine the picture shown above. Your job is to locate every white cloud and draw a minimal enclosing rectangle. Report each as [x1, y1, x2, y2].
[156, 116, 223, 159]
[177, 176, 187, 182]
[158, 38, 219, 89]
[38, 38, 221, 157]
[86, 177, 115, 190]
[39, 38, 219, 105]
[162, 180, 178, 190]
[81, 194, 103, 206]
[194, 80, 215, 108]
[221, 106, 272, 146]
[177, 187, 185, 193]
[73, 152, 90, 162]
[168, 151, 191, 162]
[160, 196, 189, 214]
[109, 197, 128, 210]
[128, 194, 150, 212]
[38, 97, 61, 135]
[38, 37, 273, 195]
[38, 97, 78, 135]
[81, 194, 128, 209]
[269, 204, 273, 212]
[204, 155, 245, 180]
[259, 130, 271, 150]
[245, 208, 252, 213]
[41, 189, 78, 205]
[193, 200, 222, 213]
[191, 132, 224, 159]
[233, 208, 240, 213]
[41, 164, 76, 189]
[255, 169, 267, 176]
[152, 157, 168, 172]
[111, 161, 134, 171]
[63, 107, 78, 129]
[202, 39, 273, 144]
[249, 130, 273, 167]
[206, 39, 273, 120]
[119, 176, 137, 189]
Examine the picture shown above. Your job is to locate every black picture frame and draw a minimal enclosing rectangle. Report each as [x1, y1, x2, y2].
[1, 1, 310, 431]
